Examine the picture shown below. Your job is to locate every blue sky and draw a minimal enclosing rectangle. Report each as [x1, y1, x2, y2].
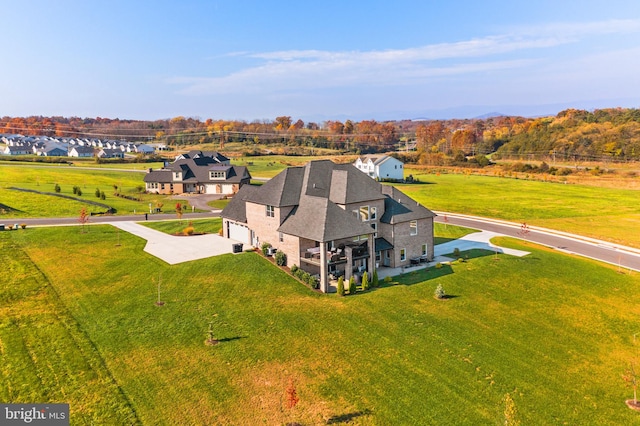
[3, 0, 640, 121]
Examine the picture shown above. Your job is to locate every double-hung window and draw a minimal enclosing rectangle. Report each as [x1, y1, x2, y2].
[266, 205, 275, 217]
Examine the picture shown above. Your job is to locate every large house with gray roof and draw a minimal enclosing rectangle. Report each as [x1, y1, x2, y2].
[143, 150, 251, 195]
[221, 159, 435, 293]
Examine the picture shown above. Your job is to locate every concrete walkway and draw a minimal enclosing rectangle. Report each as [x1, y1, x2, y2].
[376, 230, 529, 280]
[110, 221, 242, 265]
[434, 230, 530, 258]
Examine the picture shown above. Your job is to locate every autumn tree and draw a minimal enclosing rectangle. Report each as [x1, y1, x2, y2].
[78, 207, 89, 233]
[275, 116, 292, 131]
[285, 378, 299, 409]
[343, 119, 354, 134]
[289, 119, 304, 131]
[176, 203, 183, 221]
[327, 120, 344, 134]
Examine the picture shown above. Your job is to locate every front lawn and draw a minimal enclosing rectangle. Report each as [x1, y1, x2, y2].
[1, 226, 639, 424]
[140, 218, 222, 235]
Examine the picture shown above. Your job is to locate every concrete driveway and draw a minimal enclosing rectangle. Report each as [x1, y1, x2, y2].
[111, 221, 242, 265]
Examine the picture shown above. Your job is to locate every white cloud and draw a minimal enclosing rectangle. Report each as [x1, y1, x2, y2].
[168, 18, 640, 96]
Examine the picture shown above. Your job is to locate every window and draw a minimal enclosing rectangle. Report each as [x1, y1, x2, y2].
[370, 206, 377, 220]
[371, 223, 377, 238]
[400, 248, 406, 261]
[266, 205, 275, 217]
[279, 232, 284, 242]
[359, 205, 369, 221]
[174, 172, 181, 179]
[209, 171, 226, 179]
[410, 220, 418, 236]
[422, 244, 427, 256]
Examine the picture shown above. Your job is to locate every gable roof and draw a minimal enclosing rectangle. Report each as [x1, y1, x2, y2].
[221, 184, 260, 223]
[357, 154, 402, 166]
[176, 150, 229, 163]
[165, 158, 250, 184]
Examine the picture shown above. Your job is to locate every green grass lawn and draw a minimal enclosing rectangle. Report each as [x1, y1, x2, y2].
[0, 164, 188, 218]
[207, 198, 230, 210]
[141, 218, 222, 235]
[2, 225, 639, 424]
[232, 154, 356, 178]
[399, 171, 640, 248]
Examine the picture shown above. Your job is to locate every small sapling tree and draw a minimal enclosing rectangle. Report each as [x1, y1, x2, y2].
[285, 378, 299, 409]
[372, 269, 379, 288]
[154, 274, 164, 306]
[361, 271, 370, 291]
[337, 276, 345, 296]
[348, 276, 357, 295]
[434, 284, 445, 300]
[205, 321, 218, 346]
[175, 203, 183, 221]
[624, 361, 640, 410]
[78, 207, 89, 233]
[518, 222, 530, 239]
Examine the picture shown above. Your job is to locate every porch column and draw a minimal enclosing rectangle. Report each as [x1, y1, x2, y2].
[344, 246, 353, 283]
[368, 237, 376, 275]
[319, 242, 329, 293]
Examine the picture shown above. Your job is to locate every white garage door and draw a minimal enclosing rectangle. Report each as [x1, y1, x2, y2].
[227, 222, 250, 245]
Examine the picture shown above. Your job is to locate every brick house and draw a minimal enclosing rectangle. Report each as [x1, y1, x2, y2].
[221, 159, 435, 293]
[144, 151, 251, 195]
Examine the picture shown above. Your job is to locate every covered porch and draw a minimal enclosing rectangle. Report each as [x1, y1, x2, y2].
[298, 236, 376, 293]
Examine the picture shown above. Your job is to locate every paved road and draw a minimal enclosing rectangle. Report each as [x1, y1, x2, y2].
[435, 212, 640, 272]
[6, 209, 640, 272]
[3, 211, 219, 227]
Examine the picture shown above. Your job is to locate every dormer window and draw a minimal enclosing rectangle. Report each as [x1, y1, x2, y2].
[209, 170, 227, 179]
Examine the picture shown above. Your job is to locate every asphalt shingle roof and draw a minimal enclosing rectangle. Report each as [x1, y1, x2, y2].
[380, 185, 436, 224]
[277, 195, 374, 242]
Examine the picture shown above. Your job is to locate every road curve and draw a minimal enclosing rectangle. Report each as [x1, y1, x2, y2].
[435, 212, 640, 272]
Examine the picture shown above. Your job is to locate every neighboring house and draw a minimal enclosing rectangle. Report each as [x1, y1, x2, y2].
[143, 151, 250, 195]
[2, 145, 31, 155]
[134, 144, 155, 154]
[36, 143, 68, 156]
[176, 150, 230, 164]
[353, 154, 404, 181]
[221, 159, 435, 293]
[97, 148, 125, 158]
[68, 146, 95, 157]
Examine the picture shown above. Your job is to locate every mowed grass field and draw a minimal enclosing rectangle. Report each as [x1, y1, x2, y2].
[0, 164, 184, 217]
[399, 170, 640, 249]
[2, 161, 640, 248]
[2, 225, 640, 424]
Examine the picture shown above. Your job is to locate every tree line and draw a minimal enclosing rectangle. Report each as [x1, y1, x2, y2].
[3, 108, 640, 160]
